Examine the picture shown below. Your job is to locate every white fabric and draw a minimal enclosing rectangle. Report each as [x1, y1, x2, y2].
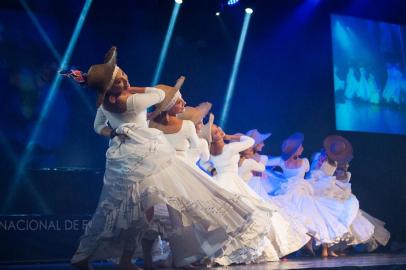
[73, 89, 258, 267]
[163, 120, 199, 161]
[188, 138, 210, 164]
[246, 155, 281, 198]
[211, 136, 309, 264]
[360, 210, 390, 247]
[310, 159, 375, 246]
[272, 158, 352, 246]
[239, 158, 265, 183]
[94, 87, 165, 134]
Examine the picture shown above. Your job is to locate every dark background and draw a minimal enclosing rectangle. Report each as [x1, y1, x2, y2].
[0, 0, 405, 262]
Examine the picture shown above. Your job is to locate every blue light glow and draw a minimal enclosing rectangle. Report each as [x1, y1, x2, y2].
[1, 0, 93, 213]
[219, 11, 252, 128]
[151, 1, 182, 85]
[227, 0, 239, 6]
[19, 0, 94, 114]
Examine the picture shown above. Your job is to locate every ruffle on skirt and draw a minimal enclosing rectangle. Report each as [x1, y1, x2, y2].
[213, 172, 310, 265]
[273, 177, 352, 246]
[72, 124, 255, 266]
[360, 210, 390, 246]
[347, 211, 375, 245]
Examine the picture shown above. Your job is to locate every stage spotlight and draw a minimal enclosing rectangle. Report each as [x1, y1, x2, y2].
[152, 0, 182, 85]
[1, 0, 93, 214]
[20, 0, 94, 114]
[227, 0, 239, 6]
[219, 10, 253, 128]
[216, 12, 220, 16]
[245, 8, 253, 14]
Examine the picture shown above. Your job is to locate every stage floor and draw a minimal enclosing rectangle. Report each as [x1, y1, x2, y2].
[1, 253, 406, 270]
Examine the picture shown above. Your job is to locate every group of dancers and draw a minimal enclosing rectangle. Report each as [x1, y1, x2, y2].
[334, 64, 406, 105]
[62, 47, 390, 270]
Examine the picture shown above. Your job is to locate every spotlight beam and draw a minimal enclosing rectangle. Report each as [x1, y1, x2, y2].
[219, 11, 252, 128]
[1, 0, 93, 213]
[0, 131, 51, 214]
[151, 1, 182, 85]
[20, 0, 94, 114]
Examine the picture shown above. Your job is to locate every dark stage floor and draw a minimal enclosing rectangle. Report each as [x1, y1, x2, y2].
[1, 253, 406, 270]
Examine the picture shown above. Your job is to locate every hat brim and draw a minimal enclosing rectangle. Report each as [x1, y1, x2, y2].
[323, 135, 353, 163]
[149, 76, 186, 120]
[95, 47, 117, 107]
[281, 132, 304, 161]
[256, 133, 271, 144]
[200, 113, 214, 144]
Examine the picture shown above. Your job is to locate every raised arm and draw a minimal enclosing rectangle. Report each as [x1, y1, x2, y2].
[185, 120, 200, 149]
[227, 135, 255, 154]
[127, 87, 165, 113]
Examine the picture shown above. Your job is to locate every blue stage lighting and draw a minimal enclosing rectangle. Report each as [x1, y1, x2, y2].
[1, 0, 93, 213]
[20, 0, 94, 114]
[219, 10, 253, 128]
[175, 0, 183, 4]
[152, 1, 182, 85]
[227, 0, 239, 6]
[216, 12, 220, 16]
[245, 8, 253, 14]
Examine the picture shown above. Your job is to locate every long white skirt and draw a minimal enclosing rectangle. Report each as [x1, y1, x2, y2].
[71, 124, 254, 266]
[213, 171, 309, 265]
[273, 177, 352, 246]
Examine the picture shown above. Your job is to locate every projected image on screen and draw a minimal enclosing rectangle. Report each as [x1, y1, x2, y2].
[332, 15, 406, 135]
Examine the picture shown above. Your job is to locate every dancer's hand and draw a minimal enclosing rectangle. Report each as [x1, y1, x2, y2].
[110, 128, 130, 142]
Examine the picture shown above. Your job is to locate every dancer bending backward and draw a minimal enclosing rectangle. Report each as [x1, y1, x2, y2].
[148, 94, 209, 166]
[147, 84, 258, 265]
[66, 47, 254, 270]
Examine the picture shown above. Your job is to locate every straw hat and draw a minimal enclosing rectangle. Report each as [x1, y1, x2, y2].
[149, 76, 186, 120]
[177, 102, 212, 124]
[85, 46, 118, 107]
[323, 135, 353, 163]
[200, 113, 214, 144]
[245, 129, 271, 144]
[281, 132, 304, 161]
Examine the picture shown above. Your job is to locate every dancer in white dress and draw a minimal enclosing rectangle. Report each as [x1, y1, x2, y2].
[311, 135, 389, 252]
[64, 47, 256, 270]
[244, 129, 277, 199]
[209, 124, 309, 265]
[148, 87, 200, 163]
[270, 133, 352, 257]
[177, 102, 212, 165]
[148, 83, 286, 266]
[310, 136, 374, 250]
[238, 151, 266, 184]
